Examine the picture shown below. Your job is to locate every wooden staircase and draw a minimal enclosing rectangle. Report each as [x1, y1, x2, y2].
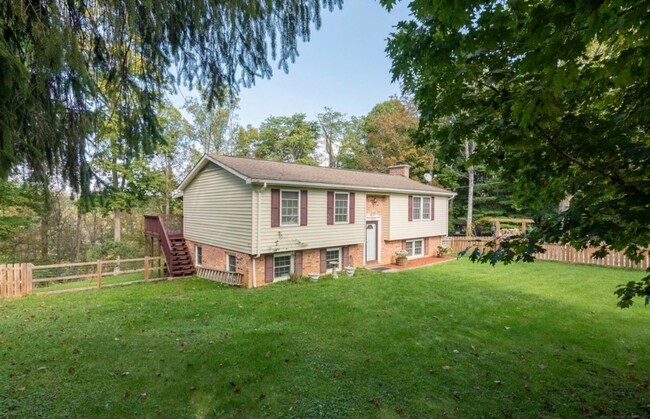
[144, 215, 195, 277]
[168, 238, 195, 276]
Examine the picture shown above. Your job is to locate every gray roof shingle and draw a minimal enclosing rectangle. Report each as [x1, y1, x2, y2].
[209, 155, 454, 195]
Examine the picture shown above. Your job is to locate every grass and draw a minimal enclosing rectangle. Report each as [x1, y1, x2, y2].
[1, 260, 649, 418]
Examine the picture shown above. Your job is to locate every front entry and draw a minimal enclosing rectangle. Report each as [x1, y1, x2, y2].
[366, 222, 378, 263]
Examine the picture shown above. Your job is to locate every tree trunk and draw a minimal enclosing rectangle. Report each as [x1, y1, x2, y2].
[467, 165, 475, 236]
[72, 209, 82, 261]
[40, 215, 49, 260]
[112, 165, 121, 242]
[114, 208, 121, 242]
[165, 156, 172, 215]
[463, 140, 477, 236]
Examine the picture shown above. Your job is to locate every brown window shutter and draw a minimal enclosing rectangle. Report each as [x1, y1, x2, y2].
[431, 197, 435, 220]
[402, 240, 407, 250]
[342, 246, 350, 267]
[424, 238, 429, 256]
[327, 191, 334, 225]
[295, 251, 303, 276]
[349, 192, 355, 224]
[300, 190, 308, 226]
[408, 195, 413, 221]
[271, 189, 280, 227]
[265, 254, 274, 283]
[320, 249, 327, 273]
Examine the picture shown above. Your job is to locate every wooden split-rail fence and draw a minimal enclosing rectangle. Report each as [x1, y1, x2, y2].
[449, 236, 650, 270]
[1, 257, 167, 300]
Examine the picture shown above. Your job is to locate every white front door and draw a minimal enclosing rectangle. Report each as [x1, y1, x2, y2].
[366, 223, 377, 262]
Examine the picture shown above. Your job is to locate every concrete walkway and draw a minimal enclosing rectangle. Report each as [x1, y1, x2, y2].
[368, 256, 455, 273]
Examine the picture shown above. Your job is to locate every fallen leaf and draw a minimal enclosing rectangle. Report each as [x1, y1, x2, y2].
[494, 380, 502, 385]
[442, 365, 451, 371]
[452, 349, 459, 354]
[538, 364, 546, 369]
[265, 351, 272, 358]
[17, 387, 26, 392]
[68, 366, 76, 374]
[190, 386, 197, 391]
[373, 399, 382, 407]
[332, 370, 341, 378]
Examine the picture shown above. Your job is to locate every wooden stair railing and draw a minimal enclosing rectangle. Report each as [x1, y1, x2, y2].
[144, 215, 195, 277]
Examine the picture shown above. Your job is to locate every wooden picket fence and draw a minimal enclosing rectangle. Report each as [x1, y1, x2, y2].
[0, 263, 33, 299]
[450, 236, 650, 270]
[196, 266, 243, 286]
[0, 257, 168, 300]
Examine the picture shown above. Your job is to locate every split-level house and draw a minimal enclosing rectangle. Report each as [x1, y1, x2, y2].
[175, 155, 455, 287]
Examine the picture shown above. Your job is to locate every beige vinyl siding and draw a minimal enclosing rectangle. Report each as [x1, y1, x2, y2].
[183, 163, 253, 253]
[256, 188, 365, 253]
[388, 195, 449, 241]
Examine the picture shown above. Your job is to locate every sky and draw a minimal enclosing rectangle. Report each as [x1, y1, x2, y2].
[170, 0, 412, 127]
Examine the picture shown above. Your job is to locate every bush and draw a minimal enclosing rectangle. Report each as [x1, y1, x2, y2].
[84, 240, 142, 261]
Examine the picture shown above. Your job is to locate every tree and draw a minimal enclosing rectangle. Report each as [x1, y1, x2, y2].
[317, 107, 348, 167]
[352, 98, 435, 181]
[383, 0, 650, 306]
[256, 114, 320, 165]
[0, 0, 343, 196]
[152, 104, 194, 215]
[232, 126, 260, 158]
[184, 95, 240, 156]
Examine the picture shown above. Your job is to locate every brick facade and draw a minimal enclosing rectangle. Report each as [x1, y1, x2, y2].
[188, 240, 363, 289]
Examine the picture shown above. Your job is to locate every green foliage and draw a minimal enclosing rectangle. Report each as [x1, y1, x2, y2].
[184, 94, 240, 156]
[317, 107, 348, 167]
[84, 240, 141, 261]
[342, 97, 435, 181]
[1, 261, 649, 417]
[0, 179, 37, 240]
[385, 0, 650, 305]
[0, 0, 342, 196]
[255, 114, 320, 164]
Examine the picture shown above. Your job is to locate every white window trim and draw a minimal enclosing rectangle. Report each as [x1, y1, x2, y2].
[405, 239, 425, 258]
[273, 253, 294, 281]
[280, 189, 301, 227]
[195, 245, 203, 267]
[326, 247, 342, 271]
[412, 196, 432, 221]
[226, 253, 237, 273]
[333, 192, 349, 224]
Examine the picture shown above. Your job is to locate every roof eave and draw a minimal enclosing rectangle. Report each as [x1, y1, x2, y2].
[246, 178, 457, 197]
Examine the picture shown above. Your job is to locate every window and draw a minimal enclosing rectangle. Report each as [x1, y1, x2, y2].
[405, 239, 424, 257]
[412, 196, 431, 220]
[195, 245, 203, 266]
[273, 254, 293, 280]
[334, 193, 349, 223]
[227, 254, 237, 272]
[326, 248, 341, 271]
[281, 190, 300, 226]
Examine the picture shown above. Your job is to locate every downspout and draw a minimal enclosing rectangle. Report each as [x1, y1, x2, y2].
[253, 182, 267, 288]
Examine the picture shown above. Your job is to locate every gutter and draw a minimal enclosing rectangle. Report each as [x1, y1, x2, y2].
[245, 178, 457, 197]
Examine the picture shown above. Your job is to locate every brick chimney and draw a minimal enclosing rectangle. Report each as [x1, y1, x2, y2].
[388, 163, 411, 178]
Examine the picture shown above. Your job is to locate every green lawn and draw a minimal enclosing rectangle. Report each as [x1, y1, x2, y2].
[1, 260, 649, 418]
